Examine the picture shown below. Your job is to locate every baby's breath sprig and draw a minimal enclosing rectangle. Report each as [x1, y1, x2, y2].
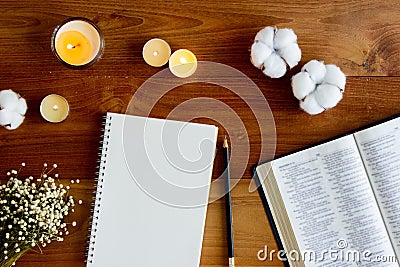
[0, 163, 82, 267]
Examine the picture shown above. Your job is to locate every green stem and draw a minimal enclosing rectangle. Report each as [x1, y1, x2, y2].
[0, 246, 30, 267]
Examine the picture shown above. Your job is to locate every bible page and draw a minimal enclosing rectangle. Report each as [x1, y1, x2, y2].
[354, 116, 400, 260]
[271, 135, 396, 267]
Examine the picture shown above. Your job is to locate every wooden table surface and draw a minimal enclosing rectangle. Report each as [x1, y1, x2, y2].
[1, 0, 400, 266]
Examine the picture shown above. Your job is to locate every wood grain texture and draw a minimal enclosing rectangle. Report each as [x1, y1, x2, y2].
[0, 0, 400, 266]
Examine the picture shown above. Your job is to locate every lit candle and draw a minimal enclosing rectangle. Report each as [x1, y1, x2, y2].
[142, 38, 171, 67]
[51, 17, 104, 68]
[169, 49, 197, 78]
[40, 94, 69, 123]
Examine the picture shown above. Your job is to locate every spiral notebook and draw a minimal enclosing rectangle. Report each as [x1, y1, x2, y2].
[86, 112, 218, 267]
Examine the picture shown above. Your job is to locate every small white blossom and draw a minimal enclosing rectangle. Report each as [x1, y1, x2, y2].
[0, 163, 79, 264]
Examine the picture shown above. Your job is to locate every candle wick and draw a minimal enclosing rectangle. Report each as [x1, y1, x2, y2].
[53, 105, 59, 111]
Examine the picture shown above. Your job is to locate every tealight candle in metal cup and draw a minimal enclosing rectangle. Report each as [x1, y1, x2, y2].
[40, 94, 69, 123]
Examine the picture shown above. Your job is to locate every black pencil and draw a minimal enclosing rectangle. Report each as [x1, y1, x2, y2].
[223, 135, 235, 267]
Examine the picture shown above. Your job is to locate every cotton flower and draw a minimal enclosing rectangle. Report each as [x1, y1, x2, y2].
[0, 89, 27, 130]
[251, 26, 302, 78]
[291, 60, 346, 115]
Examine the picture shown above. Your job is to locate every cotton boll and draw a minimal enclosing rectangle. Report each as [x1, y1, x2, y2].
[250, 42, 273, 69]
[292, 72, 315, 100]
[251, 26, 301, 78]
[279, 43, 301, 69]
[293, 60, 346, 115]
[301, 60, 326, 84]
[273, 28, 297, 50]
[0, 109, 13, 126]
[323, 64, 346, 90]
[0, 89, 19, 111]
[314, 84, 343, 109]
[255, 26, 275, 48]
[5, 112, 25, 130]
[16, 97, 28, 115]
[300, 93, 325, 115]
[262, 53, 287, 78]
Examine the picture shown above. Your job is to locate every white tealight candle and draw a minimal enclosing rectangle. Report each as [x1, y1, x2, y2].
[169, 49, 197, 78]
[40, 94, 69, 123]
[142, 38, 171, 67]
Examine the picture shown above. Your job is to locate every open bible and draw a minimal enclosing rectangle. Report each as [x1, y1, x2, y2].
[255, 115, 400, 267]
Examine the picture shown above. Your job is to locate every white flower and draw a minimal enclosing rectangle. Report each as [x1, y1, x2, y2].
[0, 164, 79, 264]
[0, 89, 27, 130]
[292, 60, 346, 115]
[251, 26, 302, 78]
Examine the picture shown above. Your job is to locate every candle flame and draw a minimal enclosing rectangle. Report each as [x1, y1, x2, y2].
[180, 57, 187, 64]
[66, 44, 75, 50]
[153, 51, 159, 56]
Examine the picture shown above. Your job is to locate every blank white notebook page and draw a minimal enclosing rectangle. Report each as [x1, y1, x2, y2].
[87, 113, 218, 267]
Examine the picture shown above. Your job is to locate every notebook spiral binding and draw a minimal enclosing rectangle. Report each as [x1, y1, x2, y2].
[85, 114, 112, 264]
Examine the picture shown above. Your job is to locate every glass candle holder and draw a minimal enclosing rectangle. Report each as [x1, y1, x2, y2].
[51, 17, 104, 69]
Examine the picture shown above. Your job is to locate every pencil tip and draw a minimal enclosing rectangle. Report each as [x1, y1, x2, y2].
[223, 135, 228, 148]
